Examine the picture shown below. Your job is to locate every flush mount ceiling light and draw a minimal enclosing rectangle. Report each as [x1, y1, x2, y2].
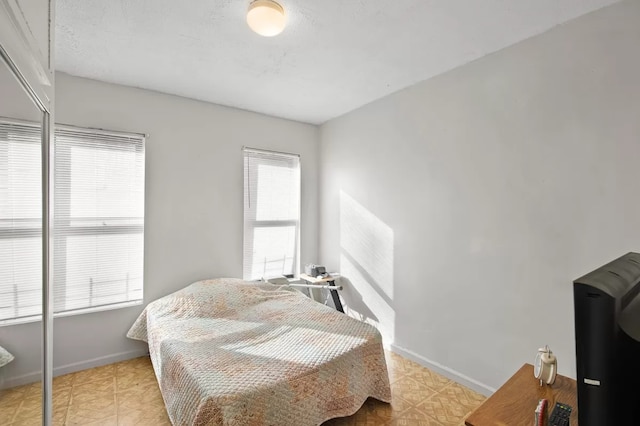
[247, 0, 286, 37]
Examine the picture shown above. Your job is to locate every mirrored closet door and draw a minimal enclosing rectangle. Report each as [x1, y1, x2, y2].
[0, 10, 54, 422]
[0, 51, 48, 425]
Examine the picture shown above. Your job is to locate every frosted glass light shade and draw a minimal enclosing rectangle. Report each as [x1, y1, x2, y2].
[247, 0, 286, 37]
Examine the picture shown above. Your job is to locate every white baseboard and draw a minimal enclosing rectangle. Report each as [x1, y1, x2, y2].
[0, 349, 149, 390]
[2, 343, 494, 397]
[389, 343, 495, 397]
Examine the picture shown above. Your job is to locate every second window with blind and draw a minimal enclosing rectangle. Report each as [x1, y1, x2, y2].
[0, 120, 145, 324]
[243, 148, 300, 281]
[54, 127, 145, 316]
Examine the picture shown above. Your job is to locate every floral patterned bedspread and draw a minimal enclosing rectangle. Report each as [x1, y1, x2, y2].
[0, 344, 14, 368]
[126, 278, 391, 426]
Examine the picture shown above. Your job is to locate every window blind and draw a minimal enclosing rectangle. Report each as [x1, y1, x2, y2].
[0, 121, 43, 323]
[54, 128, 145, 316]
[243, 148, 300, 281]
[0, 120, 145, 325]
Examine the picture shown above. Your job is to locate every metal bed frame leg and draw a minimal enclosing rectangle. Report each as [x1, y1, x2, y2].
[328, 280, 344, 313]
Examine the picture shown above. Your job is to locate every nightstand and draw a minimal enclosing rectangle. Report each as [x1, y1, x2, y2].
[299, 273, 344, 313]
[465, 363, 578, 425]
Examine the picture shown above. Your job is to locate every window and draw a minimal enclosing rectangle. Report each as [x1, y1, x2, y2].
[243, 147, 300, 281]
[0, 120, 145, 325]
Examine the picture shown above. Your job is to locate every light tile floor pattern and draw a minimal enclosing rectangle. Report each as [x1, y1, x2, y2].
[0, 351, 486, 425]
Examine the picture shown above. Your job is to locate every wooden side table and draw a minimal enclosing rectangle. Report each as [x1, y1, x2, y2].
[299, 273, 344, 313]
[465, 363, 578, 426]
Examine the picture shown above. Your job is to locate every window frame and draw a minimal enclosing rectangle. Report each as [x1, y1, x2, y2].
[242, 147, 301, 281]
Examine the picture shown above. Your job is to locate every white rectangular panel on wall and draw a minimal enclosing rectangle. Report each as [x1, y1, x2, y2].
[15, 0, 51, 72]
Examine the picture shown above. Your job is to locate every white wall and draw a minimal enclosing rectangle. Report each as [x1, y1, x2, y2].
[319, 0, 640, 394]
[1, 72, 319, 385]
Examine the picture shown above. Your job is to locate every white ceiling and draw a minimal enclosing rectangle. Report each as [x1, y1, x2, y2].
[55, 0, 620, 125]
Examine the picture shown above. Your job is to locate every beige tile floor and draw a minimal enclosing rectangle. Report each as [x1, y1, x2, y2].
[0, 351, 486, 426]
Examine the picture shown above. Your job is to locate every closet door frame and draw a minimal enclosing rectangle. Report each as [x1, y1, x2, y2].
[0, 1, 55, 425]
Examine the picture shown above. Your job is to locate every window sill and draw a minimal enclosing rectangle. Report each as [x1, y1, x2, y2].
[0, 300, 143, 327]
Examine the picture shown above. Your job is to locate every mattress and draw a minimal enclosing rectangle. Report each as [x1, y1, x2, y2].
[126, 278, 391, 425]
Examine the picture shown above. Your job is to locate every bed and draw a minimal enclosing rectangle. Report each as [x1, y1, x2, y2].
[0, 345, 14, 368]
[126, 277, 391, 425]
